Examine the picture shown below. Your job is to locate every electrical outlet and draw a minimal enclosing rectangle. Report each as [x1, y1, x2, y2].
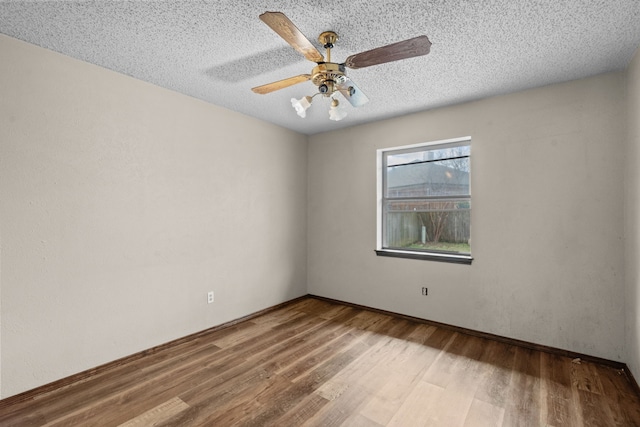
[207, 291, 214, 304]
[421, 287, 428, 296]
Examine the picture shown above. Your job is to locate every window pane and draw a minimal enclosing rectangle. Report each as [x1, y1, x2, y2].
[386, 157, 470, 197]
[384, 199, 471, 254]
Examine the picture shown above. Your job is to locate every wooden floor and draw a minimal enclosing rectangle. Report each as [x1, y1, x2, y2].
[2, 297, 640, 426]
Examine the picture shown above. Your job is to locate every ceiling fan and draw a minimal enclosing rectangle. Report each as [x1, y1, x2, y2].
[251, 12, 432, 121]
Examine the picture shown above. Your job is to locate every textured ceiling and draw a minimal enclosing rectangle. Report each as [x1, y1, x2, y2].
[1, 1, 639, 135]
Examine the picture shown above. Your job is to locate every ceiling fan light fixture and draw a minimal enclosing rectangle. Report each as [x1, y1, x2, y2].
[291, 95, 312, 118]
[256, 12, 431, 124]
[328, 98, 347, 121]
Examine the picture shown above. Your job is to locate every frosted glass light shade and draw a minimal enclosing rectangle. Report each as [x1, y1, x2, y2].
[329, 98, 347, 121]
[291, 96, 312, 118]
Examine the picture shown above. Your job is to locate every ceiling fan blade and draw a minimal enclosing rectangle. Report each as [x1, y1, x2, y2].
[344, 35, 431, 69]
[259, 12, 324, 63]
[251, 74, 311, 94]
[337, 78, 369, 107]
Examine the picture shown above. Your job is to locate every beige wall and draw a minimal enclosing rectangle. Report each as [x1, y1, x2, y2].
[0, 35, 308, 398]
[626, 47, 640, 380]
[308, 72, 627, 361]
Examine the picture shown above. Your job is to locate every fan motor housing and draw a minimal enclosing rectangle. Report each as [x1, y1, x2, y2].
[311, 63, 347, 88]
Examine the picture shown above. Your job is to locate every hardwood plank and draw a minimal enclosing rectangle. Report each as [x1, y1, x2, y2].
[267, 393, 330, 426]
[0, 410, 47, 427]
[359, 326, 452, 425]
[501, 346, 542, 427]
[295, 317, 426, 426]
[249, 311, 355, 372]
[464, 398, 505, 427]
[177, 332, 364, 426]
[211, 318, 290, 348]
[571, 359, 605, 394]
[425, 335, 491, 426]
[228, 340, 372, 427]
[577, 387, 618, 426]
[540, 352, 576, 427]
[597, 364, 640, 426]
[343, 413, 386, 427]
[387, 380, 445, 426]
[158, 309, 367, 426]
[422, 332, 466, 387]
[343, 309, 393, 331]
[157, 370, 289, 426]
[296, 298, 340, 316]
[307, 337, 422, 425]
[473, 339, 517, 408]
[279, 331, 361, 382]
[117, 397, 189, 427]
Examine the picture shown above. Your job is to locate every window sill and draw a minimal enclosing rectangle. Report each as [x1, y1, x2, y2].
[375, 249, 473, 264]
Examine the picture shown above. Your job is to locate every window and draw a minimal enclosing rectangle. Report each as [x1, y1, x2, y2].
[376, 137, 472, 264]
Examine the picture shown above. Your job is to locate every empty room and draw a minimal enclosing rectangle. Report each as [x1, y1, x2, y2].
[1, 1, 640, 426]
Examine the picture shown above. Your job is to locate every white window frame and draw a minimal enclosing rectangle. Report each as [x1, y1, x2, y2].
[376, 136, 472, 264]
